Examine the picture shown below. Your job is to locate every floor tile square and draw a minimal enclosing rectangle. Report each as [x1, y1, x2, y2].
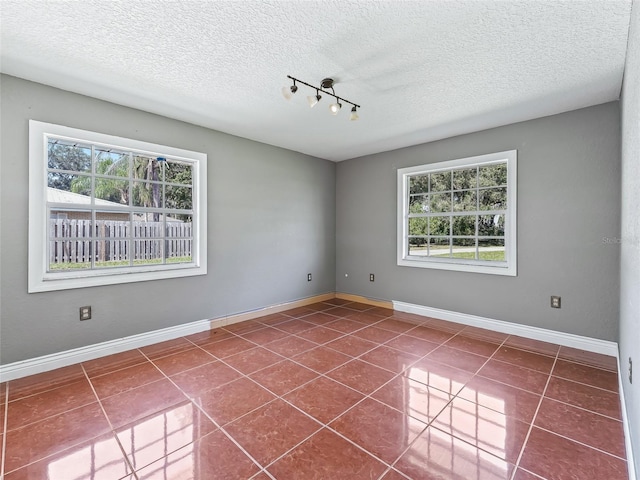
[374, 318, 416, 333]
[404, 358, 474, 395]
[303, 311, 340, 325]
[296, 326, 345, 345]
[534, 397, 626, 458]
[116, 400, 217, 470]
[457, 375, 541, 423]
[241, 326, 290, 345]
[4, 403, 111, 473]
[8, 365, 85, 402]
[151, 347, 216, 376]
[325, 335, 378, 357]
[324, 318, 367, 334]
[478, 359, 549, 394]
[139, 337, 194, 360]
[90, 361, 164, 399]
[492, 346, 555, 373]
[557, 347, 618, 371]
[385, 334, 439, 356]
[330, 397, 427, 463]
[292, 346, 352, 373]
[552, 359, 618, 391]
[170, 361, 241, 397]
[4, 433, 132, 480]
[519, 427, 628, 480]
[135, 429, 260, 479]
[184, 328, 234, 346]
[264, 335, 317, 357]
[200, 336, 256, 358]
[444, 333, 501, 356]
[82, 349, 148, 377]
[432, 397, 529, 463]
[503, 336, 560, 357]
[544, 376, 621, 419]
[274, 319, 316, 335]
[426, 345, 488, 373]
[267, 428, 387, 480]
[326, 359, 395, 394]
[283, 376, 364, 424]
[223, 347, 284, 375]
[351, 326, 399, 343]
[101, 378, 187, 429]
[249, 359, 318, 396]
[6, 379, 96, 431]
[359, 345, 421, 373]
[405, 325, 455, 344]
[194, 377, 276, 426]
[393, 426, 515, 480]
[370, 375, 452, 424]
[225, 399, 320, 466]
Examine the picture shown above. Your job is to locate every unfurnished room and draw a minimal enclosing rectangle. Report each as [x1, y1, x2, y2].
[0, 1, 638, 479]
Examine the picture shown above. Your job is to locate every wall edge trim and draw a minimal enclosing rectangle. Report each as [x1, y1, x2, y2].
[0, 292, 335, 382]
[392, 300, 619, 356]
[618, 355, 638, 480]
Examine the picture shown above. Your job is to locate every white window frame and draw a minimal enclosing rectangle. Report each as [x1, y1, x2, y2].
[397, 150, 517, 276]
[29, 120, 207, 292]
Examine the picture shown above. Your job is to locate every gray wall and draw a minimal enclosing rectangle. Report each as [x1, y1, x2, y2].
[620, 0, 640, 472]
[0, 75, 336, 364]
[336, 102, 621, 341]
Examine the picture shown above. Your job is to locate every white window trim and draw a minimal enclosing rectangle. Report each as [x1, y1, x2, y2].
[397, 150, 517, 276]
[29, 120, 208, 293]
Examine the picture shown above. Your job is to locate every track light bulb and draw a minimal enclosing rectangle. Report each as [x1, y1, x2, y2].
[350, 106, 359, 121]
[329, 101, 342, 115]
[307, 93, 321, 108]
[282, 84, 298, 100]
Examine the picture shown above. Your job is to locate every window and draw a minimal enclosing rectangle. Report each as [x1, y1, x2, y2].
[397, 150, 516, 276]
[29, 120, 207, 292]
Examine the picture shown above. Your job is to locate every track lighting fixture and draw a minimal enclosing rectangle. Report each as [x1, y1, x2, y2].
[350, 106, 359, 121]
[283, 75, 360, 120]
[281, 79, 298, 100]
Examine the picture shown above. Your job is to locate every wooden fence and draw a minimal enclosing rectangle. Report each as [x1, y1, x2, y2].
[49, 219, 192, 265]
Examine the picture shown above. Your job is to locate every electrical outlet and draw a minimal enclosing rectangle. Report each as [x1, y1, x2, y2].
[79, 306, 92, 321]
[307, 273, 312, 282]
[550, 296, 561, 308]
[369, 273, 375, 282]
[630, 357, 633, 384]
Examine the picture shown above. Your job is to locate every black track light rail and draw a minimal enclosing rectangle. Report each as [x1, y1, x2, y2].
[287, 75, 360, 109]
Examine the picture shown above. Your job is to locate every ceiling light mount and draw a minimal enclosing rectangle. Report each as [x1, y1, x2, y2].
[283, 75, 360, 120]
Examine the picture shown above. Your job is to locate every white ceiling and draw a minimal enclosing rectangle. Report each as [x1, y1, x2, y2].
[0, 0, 632, 162]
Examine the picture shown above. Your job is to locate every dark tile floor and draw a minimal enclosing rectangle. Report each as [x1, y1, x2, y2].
[0, 299, 629, 479]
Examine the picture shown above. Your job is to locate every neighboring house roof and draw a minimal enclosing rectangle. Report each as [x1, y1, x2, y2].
[47, 187, 124, 207]
[47, 187, 183, 222]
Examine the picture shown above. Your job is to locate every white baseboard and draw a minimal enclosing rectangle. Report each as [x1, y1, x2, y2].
[392, 301, 619, 357]
[618, 357, 638, 480]
[0, 293, 335, 382]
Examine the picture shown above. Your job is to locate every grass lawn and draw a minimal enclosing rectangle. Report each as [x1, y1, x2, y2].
[49, 256, 191, 270]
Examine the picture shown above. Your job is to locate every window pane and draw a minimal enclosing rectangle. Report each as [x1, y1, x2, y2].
[479, 187, 507, 210]
[166, 238, 192, 264]
[95, 214, 130, 237]
[49, 240, 92, 271]
[479, 239, 505, 261]
[47, 140, 92, 173]
[429, 216, 450, 236]
[478, 214, 505, 236]
[48, 172, 91, 198]
[133, 155, 163, 182]
[409, 175, 429, 194]
[409, 194, 430, 213]
[95, 149, 129, 177]
[132, 181, 163, 208]
[95, 178, 129, 205]
[452, 215, 476, 236]
[408, 237, 428, 256]
[408, 217, 428, 236]
[453, 190, 477, 212]
[94, 238, 130, 267]
[133, 240, 163, 265]
[430, 171, 451, 192]
[48, 213, 92, 271]
[452, 168, 477, 190]
[479, 163, 507, 187]
[430, 193, 451, 213]
[429, 237, 450, 257]
[452, 238, 477, 259]
[165, 161, 193, 185]
[165, 185, 193, 210]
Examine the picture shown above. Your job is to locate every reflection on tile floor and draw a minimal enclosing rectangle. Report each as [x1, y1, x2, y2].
[0, 299, 629, 479]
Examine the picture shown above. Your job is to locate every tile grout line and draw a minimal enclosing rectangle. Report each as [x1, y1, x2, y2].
[1, 383, 8, 479]
[81, 363, 140, 480]
[508, 347, 560, 480]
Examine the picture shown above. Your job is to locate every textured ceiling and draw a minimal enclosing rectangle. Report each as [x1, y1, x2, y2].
[0, 0, 632, 161]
